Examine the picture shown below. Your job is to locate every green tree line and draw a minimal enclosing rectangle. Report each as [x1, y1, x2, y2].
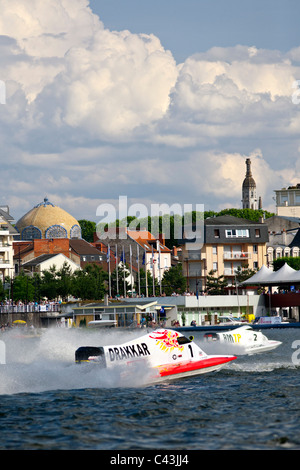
[0, 262, 108, 303]
[80, 208, 274, 248]
[0, 262, 187, 303]
[272, 256, 300, 271]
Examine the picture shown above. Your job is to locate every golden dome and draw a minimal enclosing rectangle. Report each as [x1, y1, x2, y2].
[16, 198, 81, 240]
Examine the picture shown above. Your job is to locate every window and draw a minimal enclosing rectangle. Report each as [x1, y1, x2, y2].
[214, 229, 220, 238]
[255, 229, 260, 238]
[213, 262, 218, 271]
[45, 225, 67, 238]
[225, 229, 249, 238]
[212, 246, 217, 255]
[70, 224, 82, 239]
[21, 226, 42, 240]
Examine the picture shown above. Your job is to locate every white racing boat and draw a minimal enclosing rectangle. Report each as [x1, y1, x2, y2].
[204, 325, 282, 355]
[75, 328, 236, 383]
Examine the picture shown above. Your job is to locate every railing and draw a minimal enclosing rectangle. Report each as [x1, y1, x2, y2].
[186, 253, 202, 260]
[0, 303, 62, 314]
[223, 252, 252, 260]
[224, 268, 239, 276]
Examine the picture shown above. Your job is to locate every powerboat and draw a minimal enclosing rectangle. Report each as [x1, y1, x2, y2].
[88, 320, 117, 328]
[217, 315, 245, 326]
[75, 328, 236, 383]
[204, 325, 282, 355]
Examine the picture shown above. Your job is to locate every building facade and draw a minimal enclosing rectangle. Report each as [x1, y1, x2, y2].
[0, 206, 18, 281]
[274, 184, 300, 218]
[180, 215, 269, 293]
[263, 215, 300, 267]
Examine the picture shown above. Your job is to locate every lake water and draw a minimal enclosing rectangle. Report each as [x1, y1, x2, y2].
[0, 326, 299, 452]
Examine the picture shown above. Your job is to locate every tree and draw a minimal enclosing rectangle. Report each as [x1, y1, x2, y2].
[40, 266, 58, 300]
[0, 278, 6, 301]
[56, 262, 73, 300]
[205, 270, 228, 295]
[273, 256, 300, 271]
[12, 271, 35, 302]
[71, 263, 108, 300]
[235, 265, 257, 284]
[215, 208, 275, 222]
[161, 264, 187, 295]
[78, 219, 96, 242]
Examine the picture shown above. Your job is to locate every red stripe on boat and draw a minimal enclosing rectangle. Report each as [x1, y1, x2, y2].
[158, 356, 236, 377]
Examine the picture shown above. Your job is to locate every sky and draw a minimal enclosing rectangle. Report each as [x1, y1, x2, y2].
[0, 0, 300, 225]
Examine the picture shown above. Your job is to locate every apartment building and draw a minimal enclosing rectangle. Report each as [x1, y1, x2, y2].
[180, 215, 268, 292]
[0, 206, 18, 281]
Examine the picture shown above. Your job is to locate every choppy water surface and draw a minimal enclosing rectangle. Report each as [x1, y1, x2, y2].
[0, 327, 299, 450]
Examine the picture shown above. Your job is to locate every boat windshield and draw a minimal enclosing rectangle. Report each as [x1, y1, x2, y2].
[177, 336, 193, 345]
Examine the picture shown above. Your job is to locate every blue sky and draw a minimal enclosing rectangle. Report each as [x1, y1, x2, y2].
[0, 0, 300, 224]
[90, 0, 299, 61]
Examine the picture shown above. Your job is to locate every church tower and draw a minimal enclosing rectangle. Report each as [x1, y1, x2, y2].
[242, 158, 258, 209]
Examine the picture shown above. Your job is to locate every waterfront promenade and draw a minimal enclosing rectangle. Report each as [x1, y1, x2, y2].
[0, 302, 62, 328]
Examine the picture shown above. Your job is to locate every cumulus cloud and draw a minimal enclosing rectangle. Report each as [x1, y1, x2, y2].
[0, 0, 300, 221]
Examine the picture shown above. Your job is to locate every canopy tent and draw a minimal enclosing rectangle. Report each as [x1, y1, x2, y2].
[242, 263, 300, 286]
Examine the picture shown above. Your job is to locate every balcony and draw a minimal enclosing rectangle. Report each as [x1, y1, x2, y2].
[0, 259, 12, 268]
[186, 253, 202, 261]
[224, 268, 240, 276]
[223, 252, 252, 260]
[0, 243, 11, 252]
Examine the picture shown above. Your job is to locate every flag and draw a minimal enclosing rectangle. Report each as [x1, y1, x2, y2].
[142, 251, 145, 265]
[106, 244, 110, 263]
[120, 247, 125, 263]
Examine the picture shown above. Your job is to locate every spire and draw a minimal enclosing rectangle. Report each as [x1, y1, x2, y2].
[243, 158, 256, 188]
[242, 158, 258, 209]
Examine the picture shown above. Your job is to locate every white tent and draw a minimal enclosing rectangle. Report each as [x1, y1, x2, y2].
[242, 264, 274, 285]
[242, 263, 300, 285]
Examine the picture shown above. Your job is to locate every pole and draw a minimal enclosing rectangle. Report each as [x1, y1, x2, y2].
[107, 244, 111, 298]
[137, 244, 140, 297]
[115, 244, 119, 296]
[130, 245, 133, 297]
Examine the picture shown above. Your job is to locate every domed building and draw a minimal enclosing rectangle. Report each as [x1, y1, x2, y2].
[16, 198, 82, 240]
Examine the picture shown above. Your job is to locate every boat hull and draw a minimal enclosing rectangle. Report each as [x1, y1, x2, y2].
[155, 356, 236, 381]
